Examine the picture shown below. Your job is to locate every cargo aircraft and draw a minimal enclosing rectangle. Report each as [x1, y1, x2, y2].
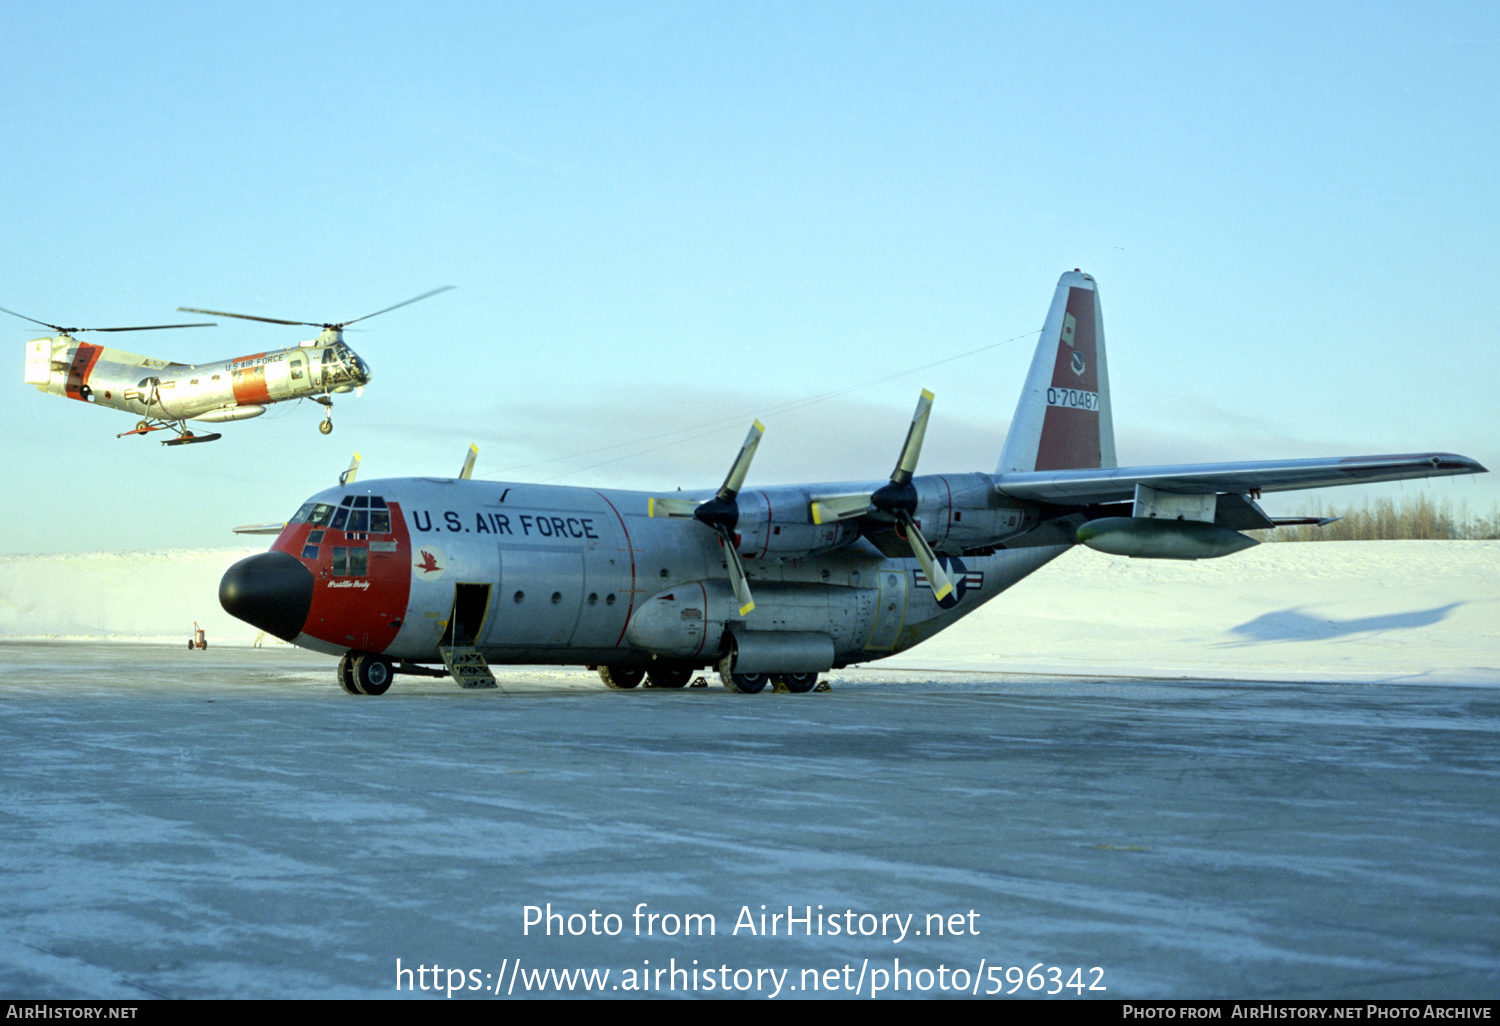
[219, 272, 1485, 695]
[14, 288, 451, 443]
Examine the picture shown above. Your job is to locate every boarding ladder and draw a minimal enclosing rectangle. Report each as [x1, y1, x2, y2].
[438, 646, 499, 690]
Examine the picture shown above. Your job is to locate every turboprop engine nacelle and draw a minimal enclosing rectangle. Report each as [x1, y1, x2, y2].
[729, 490, 862, 560]
[1075, 516, 1258, 560]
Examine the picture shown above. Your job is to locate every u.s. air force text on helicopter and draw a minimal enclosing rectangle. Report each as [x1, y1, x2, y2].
[218, 271, 1486, 696]
[12, 287, 451, 444]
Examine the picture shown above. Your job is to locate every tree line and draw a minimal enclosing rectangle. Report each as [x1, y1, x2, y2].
[1255, 493, 1500, 542]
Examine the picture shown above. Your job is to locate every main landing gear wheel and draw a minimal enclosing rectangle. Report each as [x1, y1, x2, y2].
[598, 665, 644, 690]
[646, 666, 692, 689]
[319, 419, 333, 435]
[338, 653, 359, 694]
[773, 672, 819, 694]
[721, 671, 769, 694]
[352, 654, 393, 695]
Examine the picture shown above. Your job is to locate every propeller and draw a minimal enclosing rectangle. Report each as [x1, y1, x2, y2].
[811, 390, 954, 601]
[339, 452, 361, 486]
[1, 305, 215, 335]
[648, 421, 764, 616]
[459, 444, 478, 480]
[177, 286, 455, 332]
[869, 390, 954, 601]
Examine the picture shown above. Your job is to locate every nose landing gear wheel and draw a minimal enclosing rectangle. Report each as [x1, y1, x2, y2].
[352, 653, 393, 695]
[319, 418, 333, 435]
[721, 671, 769, 694]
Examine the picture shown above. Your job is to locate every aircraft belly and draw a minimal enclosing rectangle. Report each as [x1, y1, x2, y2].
[845, 544, 1071, 663]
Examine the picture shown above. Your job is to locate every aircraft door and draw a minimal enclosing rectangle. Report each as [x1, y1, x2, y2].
[443, 583, 492, 647]
[482, 546, 585, 648]
[864, 569, 908, 650]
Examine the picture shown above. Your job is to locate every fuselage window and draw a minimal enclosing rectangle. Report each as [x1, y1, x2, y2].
[302, 529, 325, 560]
[332, 546, 347, 576]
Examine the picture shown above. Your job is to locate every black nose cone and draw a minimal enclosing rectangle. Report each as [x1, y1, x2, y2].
[220, 551, 314, 642]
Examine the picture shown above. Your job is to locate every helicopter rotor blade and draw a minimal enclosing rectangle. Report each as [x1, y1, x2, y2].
[93, 322, 217, 332]
[176, 307, 315, 327]
[337, 286, 456, 328]
[0, 306, 65, 332]
[4, 306, 216, 334]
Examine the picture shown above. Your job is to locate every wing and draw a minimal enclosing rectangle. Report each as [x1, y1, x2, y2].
[994, 452, 1486, 505]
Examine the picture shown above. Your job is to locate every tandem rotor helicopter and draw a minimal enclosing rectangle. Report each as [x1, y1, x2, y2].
[12, 287, 452, 445]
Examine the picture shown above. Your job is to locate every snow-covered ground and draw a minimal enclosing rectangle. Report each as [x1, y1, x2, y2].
[1, 540, 1495, 685]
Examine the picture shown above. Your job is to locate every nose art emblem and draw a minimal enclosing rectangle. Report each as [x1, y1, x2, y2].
[414, 544, 446, 581]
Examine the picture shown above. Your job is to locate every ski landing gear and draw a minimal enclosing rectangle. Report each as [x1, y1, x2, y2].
[117, 418, 222, 445]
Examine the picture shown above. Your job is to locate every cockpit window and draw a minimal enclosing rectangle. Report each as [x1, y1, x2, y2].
[308, 504, 333, 526]
[290, 502, 316, 524]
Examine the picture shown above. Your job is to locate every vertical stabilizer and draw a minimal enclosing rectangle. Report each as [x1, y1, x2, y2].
[997, 271, 1116, 473]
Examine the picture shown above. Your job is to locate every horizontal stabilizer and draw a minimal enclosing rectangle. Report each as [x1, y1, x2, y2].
[233, 523, 286, 536]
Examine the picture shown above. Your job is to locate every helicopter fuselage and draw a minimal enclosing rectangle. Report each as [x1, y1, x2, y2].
[23, 328, 371, 430]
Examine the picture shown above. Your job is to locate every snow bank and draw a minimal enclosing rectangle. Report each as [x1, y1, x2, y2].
[0, 547, 262, 645]
[1, 541, 1495, 683]
[897, 539, 1500, 685]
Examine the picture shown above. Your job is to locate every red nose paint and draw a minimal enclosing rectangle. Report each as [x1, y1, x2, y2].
[271, 502, 413, 653]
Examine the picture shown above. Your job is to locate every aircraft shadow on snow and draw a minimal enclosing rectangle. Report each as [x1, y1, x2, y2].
[1224, 602, 1463, 644]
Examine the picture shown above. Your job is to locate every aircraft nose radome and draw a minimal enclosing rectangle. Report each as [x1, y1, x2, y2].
[219, 551, 314, 642]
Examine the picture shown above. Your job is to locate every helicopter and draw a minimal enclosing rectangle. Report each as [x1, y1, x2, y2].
[14, 287, 451, 445]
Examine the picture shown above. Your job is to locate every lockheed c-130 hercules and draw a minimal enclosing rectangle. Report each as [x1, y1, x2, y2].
[13, 287, 452, 444]
[219, 271, 1486, 695]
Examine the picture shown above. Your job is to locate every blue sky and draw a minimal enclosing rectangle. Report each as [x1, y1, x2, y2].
[4, 2, 1497, 554]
